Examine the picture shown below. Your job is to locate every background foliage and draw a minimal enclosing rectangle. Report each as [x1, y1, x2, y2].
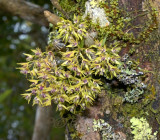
[0, 0, 64, 139]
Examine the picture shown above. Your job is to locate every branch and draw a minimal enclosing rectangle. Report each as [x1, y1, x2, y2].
[32, 106, 52, 140]
[44, 10, 61, 25]
[50, 0, 69, 18]
[0, 0, 60, 26]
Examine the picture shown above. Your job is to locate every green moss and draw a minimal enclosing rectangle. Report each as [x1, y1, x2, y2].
[58, 0, 87, 17]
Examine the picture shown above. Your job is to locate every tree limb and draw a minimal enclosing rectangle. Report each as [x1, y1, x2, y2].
[50, 0, 69, 18]
[32, 106, 53, 140]
[44, 10, 61, 25]
[0, 0, 60, 26]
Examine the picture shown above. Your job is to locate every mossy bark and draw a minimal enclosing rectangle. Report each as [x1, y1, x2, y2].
[66, 0, 160, 139]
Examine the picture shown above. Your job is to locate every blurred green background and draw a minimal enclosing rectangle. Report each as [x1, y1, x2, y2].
[0, 0, 65, 139]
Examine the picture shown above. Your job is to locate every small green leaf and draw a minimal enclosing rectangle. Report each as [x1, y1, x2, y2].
[0, 89, 12, 103]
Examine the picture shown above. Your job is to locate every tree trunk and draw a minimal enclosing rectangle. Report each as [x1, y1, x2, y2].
[32, 106, 52, 140]
[65, 0, 160, 139]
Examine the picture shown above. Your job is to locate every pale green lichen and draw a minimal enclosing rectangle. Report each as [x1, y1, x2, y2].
[83, 0, 110, 27]
[117, 54, 147, 103]
[93, 119, 121, 140]
[130, 117, 157, 140]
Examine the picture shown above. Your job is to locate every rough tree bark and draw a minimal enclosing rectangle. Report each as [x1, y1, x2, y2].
[65, 0, 160, 140]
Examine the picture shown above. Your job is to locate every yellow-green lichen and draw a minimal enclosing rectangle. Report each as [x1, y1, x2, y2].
[130, 117, 157, 140]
